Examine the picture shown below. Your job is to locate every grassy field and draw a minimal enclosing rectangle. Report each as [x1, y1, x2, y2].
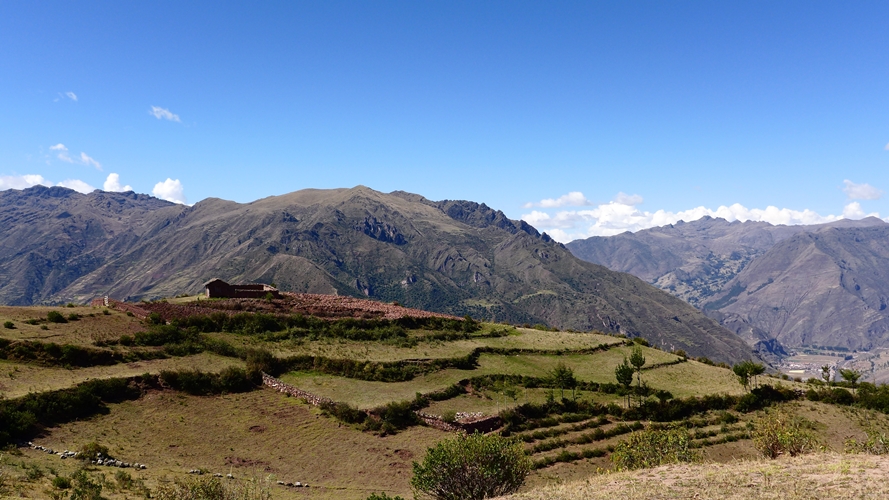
[0, 306, 144, 346]
[278, 345, 694, 410]
[500, 452, 889, 500]
[2, 388, 443, 499]
[0, 353, 243, 398]
[206, 327, 622, 362]
[4, 299, 881, 500]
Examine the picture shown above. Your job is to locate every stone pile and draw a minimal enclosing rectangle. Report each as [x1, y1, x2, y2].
[26, 442, 147, 469]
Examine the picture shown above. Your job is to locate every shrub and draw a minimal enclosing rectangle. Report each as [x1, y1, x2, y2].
[47, 311, 67, 323]
[611, 427, 699, 470]
[67, 313, 81, 321]
[3, 321, 13, 329]
[752, 407, 818, 459]
[78, 441, 111, 460]
[845, 428, 889, 455]
[366, 494, 406, 500]
[411, 433, 531, 500]
[52, 476, 72, 489]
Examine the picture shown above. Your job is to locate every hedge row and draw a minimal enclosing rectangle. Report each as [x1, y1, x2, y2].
[169, 312, 480, 339]
[0, 339, 166, 368]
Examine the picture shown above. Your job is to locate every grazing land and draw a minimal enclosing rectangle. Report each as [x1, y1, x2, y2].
[2, 296, 889, 499]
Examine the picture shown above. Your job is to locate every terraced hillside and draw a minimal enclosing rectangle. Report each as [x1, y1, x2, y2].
[3, 297, 885, 499]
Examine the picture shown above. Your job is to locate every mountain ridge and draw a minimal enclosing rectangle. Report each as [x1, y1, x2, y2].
[0, 185, 753, 363]
[566, 216, 889, 353]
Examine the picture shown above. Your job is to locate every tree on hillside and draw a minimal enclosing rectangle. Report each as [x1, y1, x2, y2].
[840, 368, 863, 392]
[629, 345, 646, 388]
[549, 362, 577, 400]
[748, 362, 765, 389]
[411, 432, 531, 500]
[615, 357, 635, 407]
[821, 365, 832, 386]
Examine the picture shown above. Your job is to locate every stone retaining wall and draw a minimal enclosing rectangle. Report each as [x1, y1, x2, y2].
[261, 373, 502, 433]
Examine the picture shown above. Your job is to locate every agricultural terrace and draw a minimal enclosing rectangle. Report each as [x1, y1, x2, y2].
[2, 296, 862, 500]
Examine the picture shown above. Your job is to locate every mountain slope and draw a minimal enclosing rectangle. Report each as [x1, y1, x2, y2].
[0, 185, 753, 363]
[702, 225, 889, 351]
[567, 217, 889, 351]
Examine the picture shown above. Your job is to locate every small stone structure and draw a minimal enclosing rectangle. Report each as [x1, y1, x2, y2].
[89, 296, 151, 319]
[203, 279, 282, 299]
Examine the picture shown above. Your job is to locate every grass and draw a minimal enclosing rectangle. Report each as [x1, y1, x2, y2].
[496, 453, 889, 500]
[0, 305, 144, 347]
[277, 346, 722, 410]
[205, 326, 622, 363]
[26, 388, 443, 499]
[0, 353, 242, 398]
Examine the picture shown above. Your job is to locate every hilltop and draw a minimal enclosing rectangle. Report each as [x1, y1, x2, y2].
[0, 185, 752, 363]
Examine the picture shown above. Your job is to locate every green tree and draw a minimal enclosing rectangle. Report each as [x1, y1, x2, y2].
[549, 362, 577, 400]
[839, 368, 863, 392]
[615, 357, 635, 408]
[748, 362, 766, 389]
[629, 345, 646, 388]
[821, 365, 832, 386]
[732, 360, 764, 392]
[411, 433, 531, 500]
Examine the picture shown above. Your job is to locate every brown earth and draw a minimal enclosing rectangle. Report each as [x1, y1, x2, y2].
[139, 293, 463, 322]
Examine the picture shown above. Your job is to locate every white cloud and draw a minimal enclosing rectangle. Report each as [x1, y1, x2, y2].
[0, 174, 51, 190]
[80, 152, 102, 171]
[103, 173, 132, 192]
[150, 106, 181, 122]
[50, 143, 73, 163]
[56, 179, 96, 193]
[0, 174, 97, 194]
[843, 180, 883, 200]
[65, 91, 78, 101]
[520, 190, 871, 242]
[523, 191, 593, 208]
[152, 178, 187, 204]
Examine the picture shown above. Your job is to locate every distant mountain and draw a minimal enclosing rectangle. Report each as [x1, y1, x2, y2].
[0, 185, 753, 363]
[567, 216, 889, 352]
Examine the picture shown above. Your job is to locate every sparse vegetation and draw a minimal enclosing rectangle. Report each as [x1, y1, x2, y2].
[611, 427, 700, 470]
[751, 407, 819, 459]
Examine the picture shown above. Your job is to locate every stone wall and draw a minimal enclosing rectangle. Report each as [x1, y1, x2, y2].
[261, 373, 503, 434]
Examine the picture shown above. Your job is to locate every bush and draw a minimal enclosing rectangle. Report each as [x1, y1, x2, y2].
[78, 441, 111, 460]
[752, 407, 818, 459]
[3, 321, 13, 329]
[47, 311, 67, 323]
[52, 476, 72, 489]
[611, 427, 700, 470]
[365, 494, 405, 500]
[411, 432, 531, 500]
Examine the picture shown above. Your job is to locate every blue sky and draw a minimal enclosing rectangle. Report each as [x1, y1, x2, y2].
[1, 1, 888, 241]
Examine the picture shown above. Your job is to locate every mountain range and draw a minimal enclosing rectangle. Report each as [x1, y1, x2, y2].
[0, 185, 753, 364]
[567, 216, 889, 353]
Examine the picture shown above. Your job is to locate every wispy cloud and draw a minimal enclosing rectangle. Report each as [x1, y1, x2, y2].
[80, 152, 102, 171]
[523, 191, 594, 209]
[150, 106, 181, 122]
[843, 180, 883, 200]
[103, 173, 132, 192]
[152, 178, 187, 204]
[50, 143, 73, 163]
[65, 91, 78, 101]
[48, 144, 102, 170]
